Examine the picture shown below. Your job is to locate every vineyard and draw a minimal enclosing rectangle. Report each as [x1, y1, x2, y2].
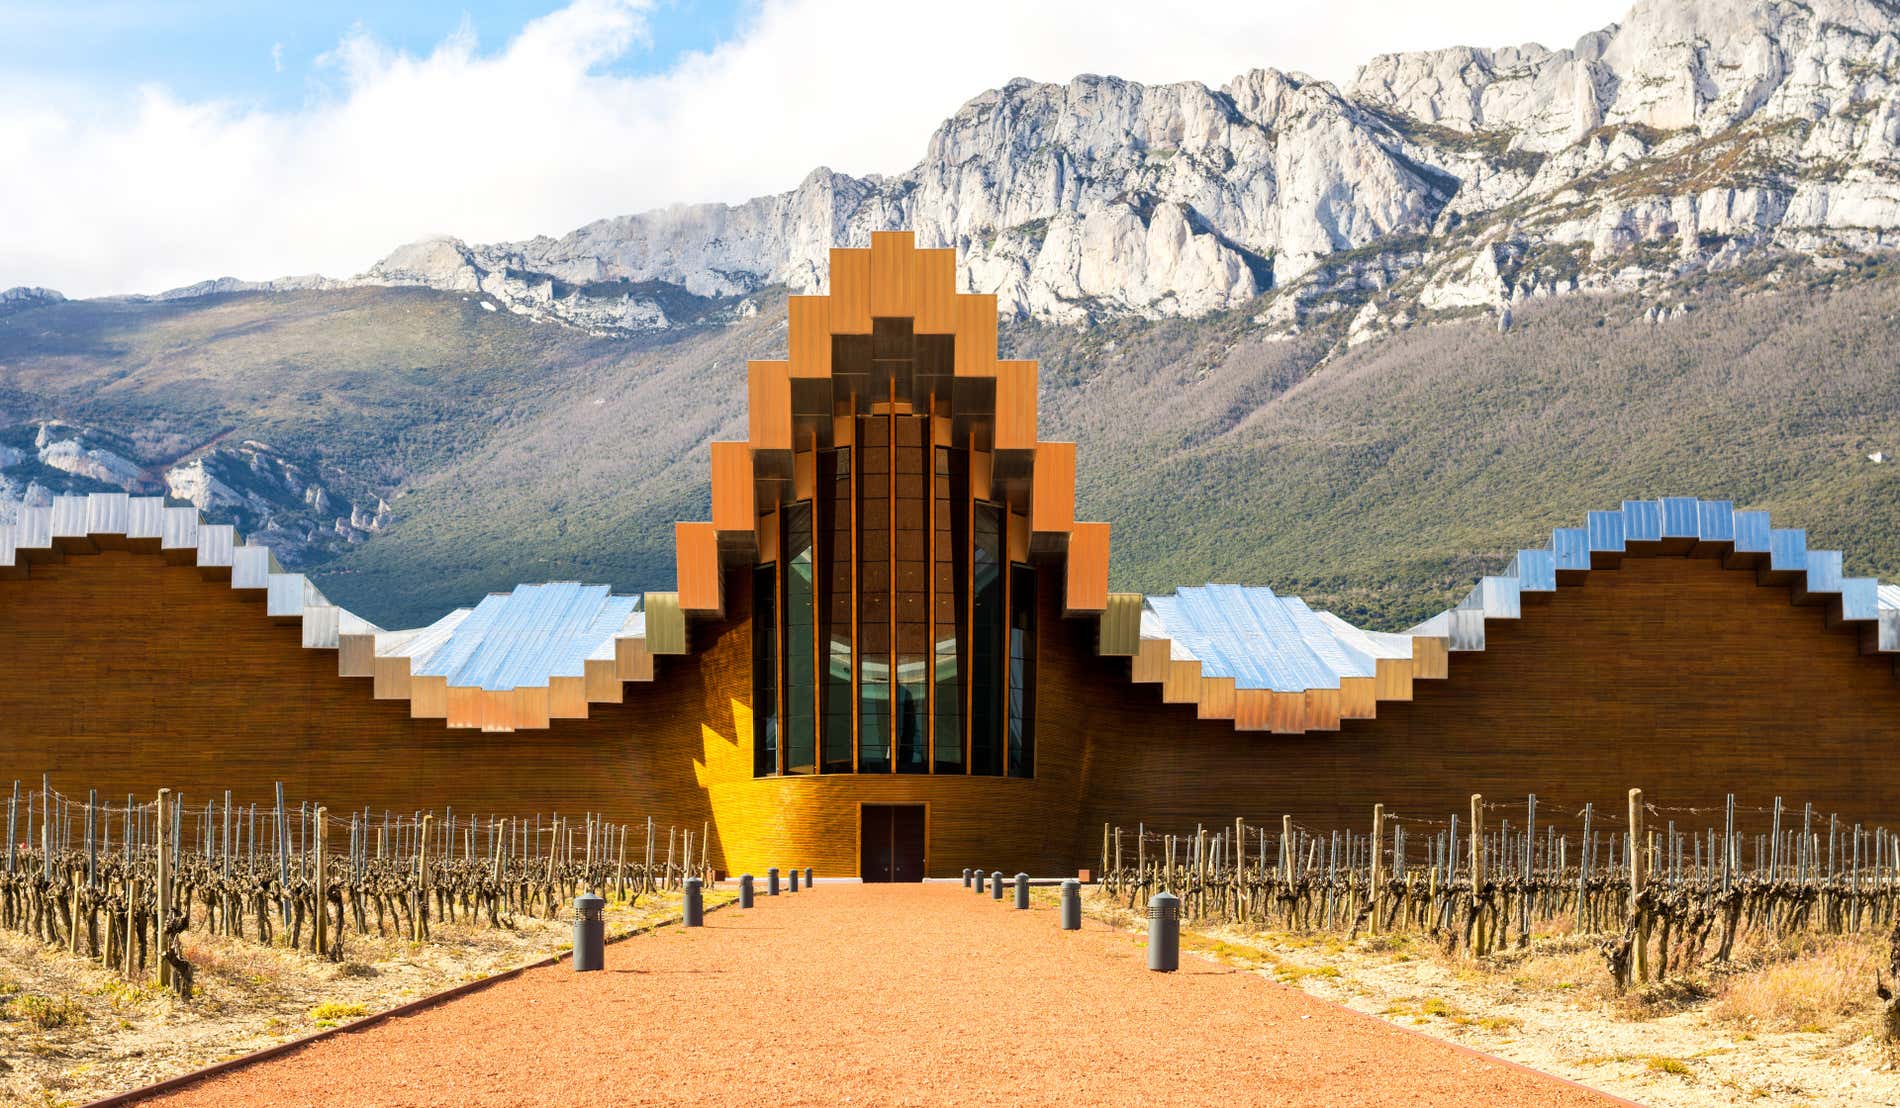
[2, 777, 712, 998]
[1100, 788, 1900, 994]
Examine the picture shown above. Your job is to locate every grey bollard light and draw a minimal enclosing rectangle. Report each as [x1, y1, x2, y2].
[974, 870, 986, 894]
[1060, 879, 1081, 930]
[962, 867, 972, 888]
[1147, 892, 1180, 972]
[1014, 872, 1029, 909]
[768, 867, 780, 896]
[683, 877, 704, 927]
[991, 871, 1005, 900]
[573, 893, 606, 972]
[805, 867, 813, 887]
[789, 867, 799, 893]
[740, 874, 755, 909]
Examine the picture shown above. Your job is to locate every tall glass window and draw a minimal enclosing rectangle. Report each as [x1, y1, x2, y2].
[819, 449, 854, 773]
[752, 565, 778, 776]
[970, 502, 1005, 776]
[932, 447, 965, 772]
[1007, 564, 1036, 778]
[893, 418, 930, 773]
[783, 503, 816, 774]
[857, 417, 891, 772]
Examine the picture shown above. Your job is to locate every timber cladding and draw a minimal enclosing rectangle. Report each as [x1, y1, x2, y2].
[1058, 555, 1900, 859]
[5, 549, 1900, 876]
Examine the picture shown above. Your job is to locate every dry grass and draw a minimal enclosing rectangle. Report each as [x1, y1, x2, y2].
[0, 887, 723, 1105]
[1713, 933, 1884, 1034]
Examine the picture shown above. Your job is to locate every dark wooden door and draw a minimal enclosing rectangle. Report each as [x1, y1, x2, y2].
[861, 805, 926, 882]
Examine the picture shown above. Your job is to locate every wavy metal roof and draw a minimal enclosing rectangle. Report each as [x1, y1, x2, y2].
[407, 583, 641, 691]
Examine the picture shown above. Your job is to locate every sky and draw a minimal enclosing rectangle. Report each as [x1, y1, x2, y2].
[0, 0, 1634, 297]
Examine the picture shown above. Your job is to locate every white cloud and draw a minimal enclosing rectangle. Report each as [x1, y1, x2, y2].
[0, 0, 1632, 297]
[271, 41, 284, 74]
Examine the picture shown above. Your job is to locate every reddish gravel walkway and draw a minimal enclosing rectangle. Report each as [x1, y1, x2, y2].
[136, 884, 1624, 1107]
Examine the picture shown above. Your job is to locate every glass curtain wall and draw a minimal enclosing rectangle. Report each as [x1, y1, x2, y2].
[752, 420, 1032, 778]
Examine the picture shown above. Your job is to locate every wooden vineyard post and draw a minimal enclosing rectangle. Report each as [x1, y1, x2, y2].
[415, 814, 432, 942]
[1369, 804, 1385, 935]
[314, 806, 328, 958]
[1469, 795, 1484, 954]
[617, 825, 628, 901]
[1235, 817, 1247, 919]
[155, 788, 171, 988]
[644, 817, 655, 895]
[1629, 787, 1647, 984]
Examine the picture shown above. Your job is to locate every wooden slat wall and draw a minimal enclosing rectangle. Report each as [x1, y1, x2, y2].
[5, 555, 1900, 879]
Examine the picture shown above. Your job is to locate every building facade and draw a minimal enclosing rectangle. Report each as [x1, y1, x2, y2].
[4, 232, 1899, 878]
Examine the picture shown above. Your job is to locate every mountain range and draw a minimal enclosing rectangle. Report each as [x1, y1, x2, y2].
[3, 0, 1898, 630]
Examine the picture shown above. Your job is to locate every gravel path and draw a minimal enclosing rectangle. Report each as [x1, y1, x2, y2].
[135, 884, 1624, 1106]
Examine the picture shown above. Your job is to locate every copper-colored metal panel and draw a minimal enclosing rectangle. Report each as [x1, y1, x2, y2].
[1031, 443, 1077, 536]
[1065, 522, 1110, 614]
[583, 657, 623, 702]
[788, 296, 831, 378]
[509, 687, 551, 731]
[1007, 510, 1030, 565]
[971, 449, 994, 501]
[710, 442, 756, 535]
[1097, 593, 1143, 656]
[372, 655, 413, 700]
[953, 294, 997, 378]
[407, 674, 448, 718]
[1338, 676, 1377, 719]
[1198, 677, 1237, 720]
[549, 676, 589, 718]
[869, 231, 916, 319]
[615, 635, 656, 680]
[338, 633, 376, 678]
[1267, 691, 1305, 735]
[758, 506, 781, 565]
[1373, 657, 1415, 701]
[828, 248, 872, 334]
[1304, 688, 1342, 732]
[674, 523, 723, 614]
[445, 684, 482, 728]
[1132, 638, 1171, 683]
[1233, 689, 1272, 731]
[994, 360, 1038, 453]
[1411, 636, 1450, 680]
[1162, 659, 1201, 704]
[914, 248, 958, 333]
[747, 361, 793, 452]
[644, 593, 687, 655]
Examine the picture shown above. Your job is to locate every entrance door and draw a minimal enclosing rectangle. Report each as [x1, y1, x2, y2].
[860, 804, 926, 882]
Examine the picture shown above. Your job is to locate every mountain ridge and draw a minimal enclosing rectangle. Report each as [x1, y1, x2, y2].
[96, 0, 1900, 345]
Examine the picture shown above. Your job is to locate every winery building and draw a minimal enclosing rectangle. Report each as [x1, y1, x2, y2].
[4, 232, 1899, 879]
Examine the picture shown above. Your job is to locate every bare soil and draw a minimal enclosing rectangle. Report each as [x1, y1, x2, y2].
[0, 889, 717, 1107]
[125, 883, 1617, 1107]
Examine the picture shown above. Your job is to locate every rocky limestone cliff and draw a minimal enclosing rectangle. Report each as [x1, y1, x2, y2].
[111, 0, 1900, 338]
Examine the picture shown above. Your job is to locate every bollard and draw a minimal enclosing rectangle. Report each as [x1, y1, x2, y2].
[962, 867, 972, 888]
[740, 874, 755, 909]
[573, 893, 605, 972]
[683, 877, 704, 927]
[1060, 879, 1081, 930]
[805, 867, 813, 887]
[1147, 892, 1180, 972]
[768, 867, 780, 896]
[991, 871, 1005, 901]
[975, 870, 986, 894]
[1014, 872, 1029, 909]
[789, 867, 799, 893]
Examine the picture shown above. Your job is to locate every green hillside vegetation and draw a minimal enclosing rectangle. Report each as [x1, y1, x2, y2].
[3, 269, 1897, 632]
